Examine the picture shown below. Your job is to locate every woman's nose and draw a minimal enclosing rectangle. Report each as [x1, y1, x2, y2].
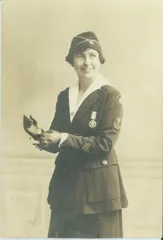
[84, 56, 90, 65]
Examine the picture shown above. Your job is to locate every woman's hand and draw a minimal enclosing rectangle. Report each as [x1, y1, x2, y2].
[23, 115, 43, 140]
[33, 130, 61, 152]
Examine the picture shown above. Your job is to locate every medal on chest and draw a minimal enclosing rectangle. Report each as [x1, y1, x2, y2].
[89, 111, 97, 128]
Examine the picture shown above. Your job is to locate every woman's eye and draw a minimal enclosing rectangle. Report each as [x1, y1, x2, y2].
[90, 54, 97, 58]
[76, 54, 82, 58]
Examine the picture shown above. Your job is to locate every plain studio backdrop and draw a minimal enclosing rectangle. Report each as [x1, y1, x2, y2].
[1, 0, 162, 238]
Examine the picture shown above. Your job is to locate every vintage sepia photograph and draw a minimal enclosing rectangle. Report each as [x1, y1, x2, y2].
[1, 0, 162, 238]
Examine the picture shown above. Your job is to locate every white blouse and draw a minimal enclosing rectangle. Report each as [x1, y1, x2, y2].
[69, 73, 110, 122]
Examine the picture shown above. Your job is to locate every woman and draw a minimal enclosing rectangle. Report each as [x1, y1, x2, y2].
[23, 31, 128, 238]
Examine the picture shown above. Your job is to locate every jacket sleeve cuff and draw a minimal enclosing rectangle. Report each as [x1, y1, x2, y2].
[58, 133, 68, 147]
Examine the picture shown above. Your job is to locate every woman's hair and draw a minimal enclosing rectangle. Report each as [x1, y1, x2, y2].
[65, 31, 105, 66]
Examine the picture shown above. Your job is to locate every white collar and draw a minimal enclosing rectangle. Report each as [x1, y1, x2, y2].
[69, 73, 110, 122]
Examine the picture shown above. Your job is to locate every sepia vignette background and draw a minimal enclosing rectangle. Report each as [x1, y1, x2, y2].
[1, 0, 162, 238]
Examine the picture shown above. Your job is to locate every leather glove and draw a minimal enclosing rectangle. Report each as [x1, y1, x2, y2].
[23, 115, 44, 141]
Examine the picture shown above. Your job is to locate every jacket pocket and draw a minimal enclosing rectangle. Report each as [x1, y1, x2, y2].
[84, 164, 121, 203]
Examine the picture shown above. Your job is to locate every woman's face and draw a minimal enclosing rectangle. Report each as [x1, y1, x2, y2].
[73, 48, 101, 79]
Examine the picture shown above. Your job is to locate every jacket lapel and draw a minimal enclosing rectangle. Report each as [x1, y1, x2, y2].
[70, 89, 101, 125]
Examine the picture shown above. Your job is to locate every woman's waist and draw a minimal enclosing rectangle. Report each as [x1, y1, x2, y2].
[55, 149, 118, 169]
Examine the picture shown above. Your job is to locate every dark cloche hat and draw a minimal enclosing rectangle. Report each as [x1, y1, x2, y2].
[65, 31, 105, 65]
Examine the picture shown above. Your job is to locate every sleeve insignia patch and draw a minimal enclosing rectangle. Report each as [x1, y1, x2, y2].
[113, 117, 121, 130]
[82, 142, 91, 153]
[116, 95, 122, 107]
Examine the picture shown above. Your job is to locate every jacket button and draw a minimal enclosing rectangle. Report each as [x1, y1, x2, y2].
[102, 160, 108, 165]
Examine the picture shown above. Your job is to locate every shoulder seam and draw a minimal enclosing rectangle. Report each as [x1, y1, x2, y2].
[102, 85, 121, 95]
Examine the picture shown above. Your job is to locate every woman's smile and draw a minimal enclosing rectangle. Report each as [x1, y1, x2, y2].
[81, 67, 93, 72]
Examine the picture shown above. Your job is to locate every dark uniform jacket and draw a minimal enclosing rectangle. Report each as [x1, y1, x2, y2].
[47, 85, 128, 214]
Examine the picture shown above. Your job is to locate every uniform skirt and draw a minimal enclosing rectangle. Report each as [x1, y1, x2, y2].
[48, 210, 123, 238]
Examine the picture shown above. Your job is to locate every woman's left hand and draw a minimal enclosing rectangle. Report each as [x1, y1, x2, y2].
[33, 130, 61, 150]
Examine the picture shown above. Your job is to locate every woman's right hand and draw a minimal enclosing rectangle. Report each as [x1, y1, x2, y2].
[32, 130, 61, 153]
